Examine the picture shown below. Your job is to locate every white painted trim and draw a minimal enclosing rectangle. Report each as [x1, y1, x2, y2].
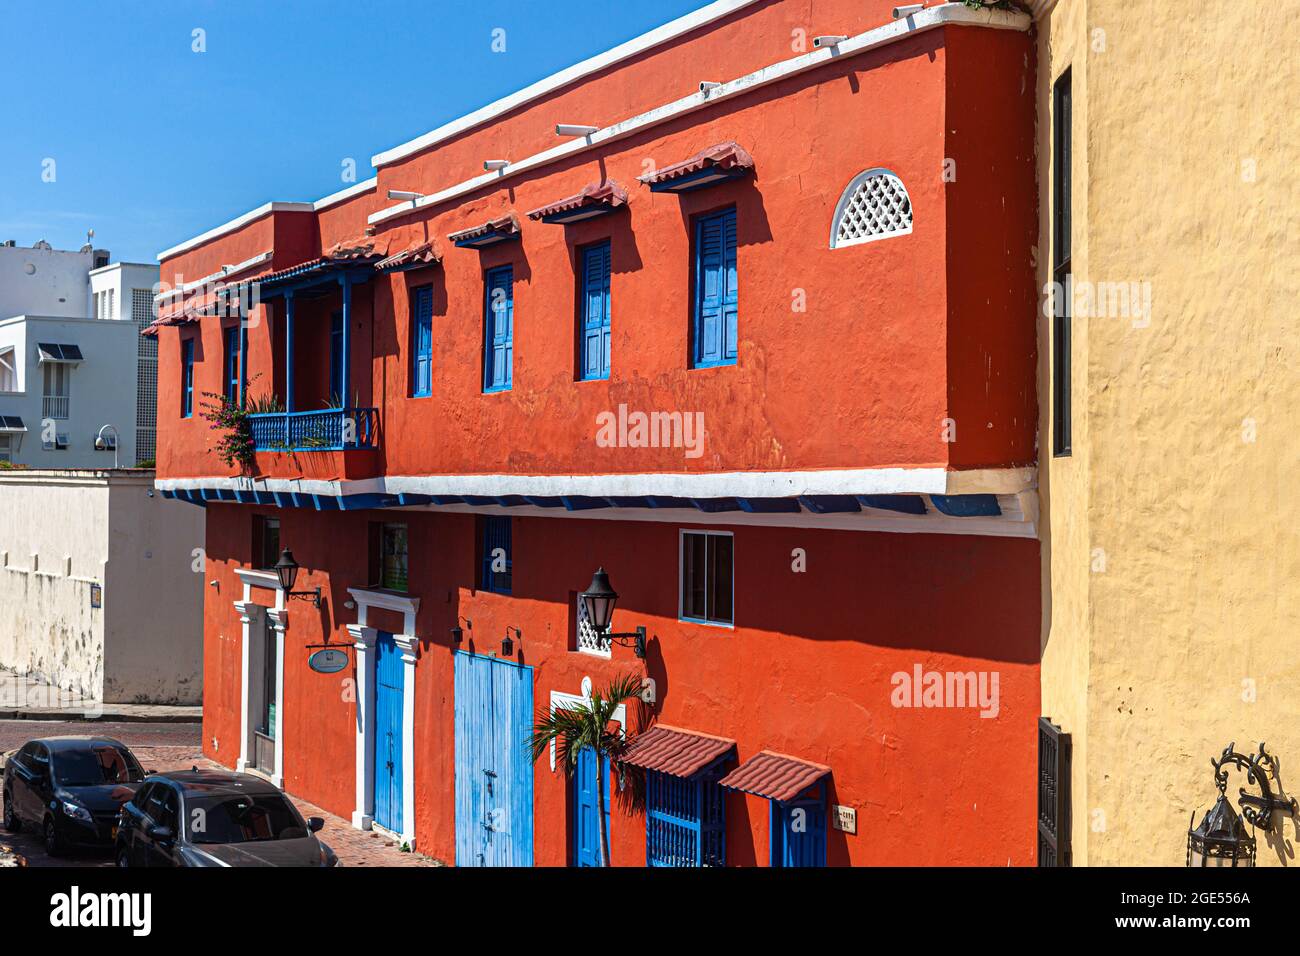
[549, 682, 627, 772]
[158, 203, 313, 262]
[829, 168, 914, 249]
[236, 567, 281, 593]
[347, 624, 377, 831]
[266, 607, 288, 789]
[369, 0, 762, 169]
[348, 587, 420, 635]
[157, 466, 1034, 499]
[314, 177, 378, 211]
[155, 250, 275, 301]
[367, 4, 1030, 227]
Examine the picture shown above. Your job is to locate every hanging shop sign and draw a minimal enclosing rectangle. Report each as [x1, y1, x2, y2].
[308, 647, 350, 674]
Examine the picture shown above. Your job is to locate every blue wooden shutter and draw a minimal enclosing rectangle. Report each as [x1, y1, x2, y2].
[181, 339, 194, 417]
[580, 243, 611, 380]
[484, 267, 513, 391]
[223, 328, 239, 401]
[411, 287, 433, 397]
[770, 787, 827, 867]
[693, 208, 738, 367]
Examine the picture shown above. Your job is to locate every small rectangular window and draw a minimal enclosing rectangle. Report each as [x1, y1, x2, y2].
[578, 242, 611, 381]
[680, 530, 733, 625]
[411, 286, 433, 397]
[480, 516, 512, 594]
[253, 515, 280, 570]
[483, 266, 513, 392]
[375, 523, 408, 592]
[1052, 69, 1072, 457]
[691, 208, 738, 368]
[180, 338, 195, 418]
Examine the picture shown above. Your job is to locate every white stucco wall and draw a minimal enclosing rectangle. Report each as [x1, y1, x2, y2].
[0, 470, 204, 703]
[0, 244, 97, 320]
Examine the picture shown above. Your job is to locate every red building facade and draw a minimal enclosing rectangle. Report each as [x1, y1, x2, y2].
[150, 0, 1039, 866]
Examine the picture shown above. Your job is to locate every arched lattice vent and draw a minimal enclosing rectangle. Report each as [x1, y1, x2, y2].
[830, 169, 913, 248]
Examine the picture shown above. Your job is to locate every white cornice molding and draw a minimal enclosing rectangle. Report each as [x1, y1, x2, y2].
[235, 567, 280, 591]
[158, 203, 312, 263]
[367, 3, 1030, 227]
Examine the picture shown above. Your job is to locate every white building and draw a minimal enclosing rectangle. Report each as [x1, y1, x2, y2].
[0, 241, 159, 467]
[0, 469, 204, 704]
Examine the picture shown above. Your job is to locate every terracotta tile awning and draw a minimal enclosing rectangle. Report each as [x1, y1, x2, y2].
[376, 240, 441, 273]
[638, 141, 754, 193]
[621, 725, 736, 779]
[526, 180, 629, 225]
[448, 213, 521, 249]
[718, 751, 830, 802]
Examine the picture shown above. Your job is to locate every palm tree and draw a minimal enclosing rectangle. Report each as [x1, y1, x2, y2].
[528, 672, 643, 867]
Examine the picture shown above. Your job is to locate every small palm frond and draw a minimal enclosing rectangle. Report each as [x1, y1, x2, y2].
[526, 672, 646, 776]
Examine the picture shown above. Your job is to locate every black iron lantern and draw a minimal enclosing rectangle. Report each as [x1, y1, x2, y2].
[273, 548, 321, 608]
[1186, 741, 1297, 867]
[274, 549, 299, 592]
[1186, 794, 1255, 867]
[580, 567, 645, 658]
[581, 567, 618, 634]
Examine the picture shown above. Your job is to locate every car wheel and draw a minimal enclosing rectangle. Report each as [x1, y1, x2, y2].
[44, 817, 65, 857]
[1, 790, 18, 832]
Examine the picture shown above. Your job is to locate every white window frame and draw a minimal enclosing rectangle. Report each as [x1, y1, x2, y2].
[0, 347, 17, 392]
[678, 528, 735, 630]
[829, 167, 913, 249]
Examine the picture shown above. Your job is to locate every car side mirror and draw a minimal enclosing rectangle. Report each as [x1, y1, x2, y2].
[147, 824, 175, 843]
[307, 817, 325, 833]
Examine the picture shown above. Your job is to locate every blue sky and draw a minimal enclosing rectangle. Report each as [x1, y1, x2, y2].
[0, 0, 707, 264]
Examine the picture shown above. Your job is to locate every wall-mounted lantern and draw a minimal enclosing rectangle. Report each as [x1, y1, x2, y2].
[1187, 741, 1297, 867]
[580, 567, 646, 659]
[273, 548, 321, 609]
[502, 625, 522, 657]
[450, 616, 471, 645]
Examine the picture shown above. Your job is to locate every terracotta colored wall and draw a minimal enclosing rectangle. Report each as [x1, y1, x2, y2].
[199, 503, 1040, 866]
[157, 24, 1034, 485]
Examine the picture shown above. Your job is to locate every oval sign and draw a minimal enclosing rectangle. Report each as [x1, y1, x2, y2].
[309, 648, 349, 674]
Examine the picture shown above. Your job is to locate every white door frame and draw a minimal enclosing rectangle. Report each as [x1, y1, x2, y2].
[346, 587, 420, 850]
[233, 568, 285, 789]
[548, 676, 627, 773]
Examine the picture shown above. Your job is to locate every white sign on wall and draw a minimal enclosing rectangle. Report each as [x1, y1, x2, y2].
[833, 805, 857, 834]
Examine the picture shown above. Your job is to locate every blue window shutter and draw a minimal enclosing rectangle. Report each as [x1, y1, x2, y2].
[223, 328, 239, 401]
[580, 243, 611, 380]
[693, 209, 737, 367]
[411, 288, 433, 397]
[484, 267, 513, 391]
[181, 339, 194, 417]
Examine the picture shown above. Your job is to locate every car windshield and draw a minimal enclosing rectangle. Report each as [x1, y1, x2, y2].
[185, 793, 307, 845]
[52, 745, 144, 786]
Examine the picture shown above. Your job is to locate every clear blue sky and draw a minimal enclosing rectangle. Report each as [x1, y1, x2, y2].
[0, 0, 707, 264]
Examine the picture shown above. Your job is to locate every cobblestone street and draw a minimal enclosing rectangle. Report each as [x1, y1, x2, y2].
[0, 720, 442, 867]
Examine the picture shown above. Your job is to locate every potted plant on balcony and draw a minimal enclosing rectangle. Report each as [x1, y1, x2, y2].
[200, 377, 284, 469]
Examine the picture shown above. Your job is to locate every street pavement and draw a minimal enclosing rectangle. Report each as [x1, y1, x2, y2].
[0, 720, 442, 867]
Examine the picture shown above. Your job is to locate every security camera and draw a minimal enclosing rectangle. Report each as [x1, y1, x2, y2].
[812, 35, 848, 49]
[892, 4, 925, 18]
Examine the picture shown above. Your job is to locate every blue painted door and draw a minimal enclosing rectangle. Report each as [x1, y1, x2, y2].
[571, 746, 610, 866]
[770, 791, 826, 867]
[454, 652, 534, 866]
[580, 243, 611, 380]
[373, 632, 403, 834]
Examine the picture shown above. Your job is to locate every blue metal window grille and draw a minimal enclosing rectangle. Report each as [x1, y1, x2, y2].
[769, 782, 827, 868]
[480, 516, 512, 594]
[181, 338, 195, 418]
[579, 242, 611, 380]
[646, 768, 727, 867]
[691, 208, 738, 368]
[411, 286, 433, 397]
[680, 530, 733, 625]
[484, 266, 513, 392]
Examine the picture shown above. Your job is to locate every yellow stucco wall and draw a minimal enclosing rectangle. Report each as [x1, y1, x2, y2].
[1037, 0, 1299, 865]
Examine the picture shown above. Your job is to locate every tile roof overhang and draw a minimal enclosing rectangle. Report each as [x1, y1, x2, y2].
[638, 141, 754, 193]
[718, 750, 830, 802]
[526, 180, 629, 225]
[376, 240, 441, 273]
[448, 213, 522, 248]
[621, 725, 736, 778]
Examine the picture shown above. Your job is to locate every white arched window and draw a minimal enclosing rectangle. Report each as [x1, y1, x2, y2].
[829, 168, 913, 248]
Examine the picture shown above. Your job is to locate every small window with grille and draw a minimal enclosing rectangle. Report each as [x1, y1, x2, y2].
[829, 168, 913, 248]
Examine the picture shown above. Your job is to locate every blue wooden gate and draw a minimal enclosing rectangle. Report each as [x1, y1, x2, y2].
[571, 746, 609, 866]
[453, 652, 534, 866]
[373, 632, 403, 834]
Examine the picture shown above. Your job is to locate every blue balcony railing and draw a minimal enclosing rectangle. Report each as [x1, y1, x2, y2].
[248, 408, 379, 452]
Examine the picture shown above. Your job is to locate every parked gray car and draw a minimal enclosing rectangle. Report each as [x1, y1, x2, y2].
[114, 768, 338, 867]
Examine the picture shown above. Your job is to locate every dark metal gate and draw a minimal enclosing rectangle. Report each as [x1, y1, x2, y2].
[1038, 716, 1071, 866]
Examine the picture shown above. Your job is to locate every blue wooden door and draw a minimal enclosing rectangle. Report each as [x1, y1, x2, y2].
[454, 652, 534, 866]
[770, 792, 826, 868]
[373, 632, 403, 834]
[580, 243, 611, 380]
[571, 746, 610, 866]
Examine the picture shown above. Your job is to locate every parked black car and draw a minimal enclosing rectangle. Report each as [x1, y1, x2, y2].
[115, 768, 338, 867]
[2, 736, 148, 855]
